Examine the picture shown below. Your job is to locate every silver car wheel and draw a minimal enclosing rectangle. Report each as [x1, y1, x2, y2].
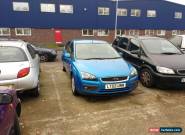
[40, 55, 48, 62]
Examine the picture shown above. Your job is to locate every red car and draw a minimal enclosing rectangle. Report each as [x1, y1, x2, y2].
[0, 86, 21, 135]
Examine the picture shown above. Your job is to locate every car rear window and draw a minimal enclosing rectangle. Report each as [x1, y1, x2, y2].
[0, 46, 28, 62]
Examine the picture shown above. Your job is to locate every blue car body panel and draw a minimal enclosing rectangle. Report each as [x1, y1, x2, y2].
[62, 39, 138, 95]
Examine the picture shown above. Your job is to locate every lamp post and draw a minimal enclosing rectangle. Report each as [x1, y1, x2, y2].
[114, 0, 119, 38]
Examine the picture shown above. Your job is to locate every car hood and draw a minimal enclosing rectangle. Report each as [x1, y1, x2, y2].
[75, 59, 131, 77]
[149, 54, 185, 69]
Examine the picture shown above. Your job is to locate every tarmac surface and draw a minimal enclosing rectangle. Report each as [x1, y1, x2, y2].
[19, 60, 185, 135]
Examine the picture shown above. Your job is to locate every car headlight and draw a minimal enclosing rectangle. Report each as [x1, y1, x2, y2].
[81, 72, 97, 80]
[130, 67, 138, 77]
[156, 66, 175, 74]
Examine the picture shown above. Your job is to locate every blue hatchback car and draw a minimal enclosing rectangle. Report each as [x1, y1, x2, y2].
[62, 40, 138, 96]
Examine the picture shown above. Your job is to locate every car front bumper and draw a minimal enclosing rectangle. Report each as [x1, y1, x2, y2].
[152, 71, 185, 87]
[76, 76, 138, 95]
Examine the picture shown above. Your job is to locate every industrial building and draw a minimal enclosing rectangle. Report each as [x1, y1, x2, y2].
[0, 0, 185, 44]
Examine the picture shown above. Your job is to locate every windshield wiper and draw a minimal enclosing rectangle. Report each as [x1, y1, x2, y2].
[161, 52, 181, 55]
[83, 58, 106, 60]
[104, 57, 122, 59]
[83, 57, 122, 60]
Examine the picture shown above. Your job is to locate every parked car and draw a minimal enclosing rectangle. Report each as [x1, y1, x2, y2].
[30, 44, 57, 62]
[62, 39, 138, 96]
[112, 36, 185, 87]
[0, 39, 40, 96]
[0, 86, 21, 135]
[169, 35, 185, 52]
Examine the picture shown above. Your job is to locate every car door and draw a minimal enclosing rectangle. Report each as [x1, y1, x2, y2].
[126, 39, 143, 69]
[27, 44, 40, 77]
[63, 41, 74, 74]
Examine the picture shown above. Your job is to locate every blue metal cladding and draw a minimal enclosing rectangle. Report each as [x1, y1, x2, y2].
[0, 0, 185, 29]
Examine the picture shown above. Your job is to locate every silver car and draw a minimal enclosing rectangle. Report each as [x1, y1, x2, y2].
[0, 39, 40, 97]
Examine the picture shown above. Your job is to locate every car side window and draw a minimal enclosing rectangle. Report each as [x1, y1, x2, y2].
[113, 38, 119, 46]
[65, 41, 71, 53]
[118, 38, 129, 49]
[70, 42, 74, 58]
[169, 36, 182, 48]
[27, 44, 36, 59]
[129, 39, 140, 51]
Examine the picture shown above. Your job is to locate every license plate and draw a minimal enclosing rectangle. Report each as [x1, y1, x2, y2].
[105, 83, 126, 89]
[181, 78, 185, 83]
[0, 85, 15, 90]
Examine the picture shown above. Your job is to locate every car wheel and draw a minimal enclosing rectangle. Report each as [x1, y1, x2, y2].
[40, 54, 48, 62]
[71, 76, 78, 96]
[62, 65, 66, 72]
[31, 82, 40, 97]
[140, 68, 154, 88]
[10, 114, 21, 135]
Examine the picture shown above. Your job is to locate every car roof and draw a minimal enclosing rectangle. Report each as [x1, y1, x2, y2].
[117, 35, 164, 40]
[0, 38, 26, 48]
[73, 39, 108, 44]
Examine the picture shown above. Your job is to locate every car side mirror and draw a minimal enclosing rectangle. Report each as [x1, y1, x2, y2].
[0, 94, 13, 105]
[64, 52, 71, 58]
[119, 52, 123, 56]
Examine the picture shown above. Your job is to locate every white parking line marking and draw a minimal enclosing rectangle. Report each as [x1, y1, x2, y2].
[51, 73, 64, 114]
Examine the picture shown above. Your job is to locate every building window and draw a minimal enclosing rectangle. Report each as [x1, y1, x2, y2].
[131, 9, 141, 17]
[98, 7, 110, 16]
[0, 28, 11, 36]
[13, 2, 29, 12]
[60, 5, 73, 14]
[40, 4, 55, 13]
[117, 29, 126, 36]
[82, 29, 94, 36]
[97, 29, 109, 36]
[117, 8, 127, 16]
[157, 30, 166, 36]
[147, 10, 156, 17]
[15, 28, 31, 36]
[129, 30, 140, 36]
[172, 30, 181, 35]
[145, 30, 155, 36]
[174, 12, 182, 19]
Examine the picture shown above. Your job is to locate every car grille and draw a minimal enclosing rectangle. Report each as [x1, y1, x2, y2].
[101, 76, 128, 82]
[177, 69, 185, 75]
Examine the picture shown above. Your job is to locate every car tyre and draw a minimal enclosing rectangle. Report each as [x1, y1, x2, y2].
[40, 54, 48, 62]
[63, 65, 66, 72]
[10, 114, 21, 135]
[140, 68, 155, 88]
[31, 83, 40, 97]
[71, 76, 79, 96]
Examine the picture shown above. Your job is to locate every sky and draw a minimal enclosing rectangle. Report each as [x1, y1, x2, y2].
[166, 0, 185, 5]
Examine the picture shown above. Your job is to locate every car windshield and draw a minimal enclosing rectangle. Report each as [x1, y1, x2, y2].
[0, 46, 28, 62]
[75, 43, 121, 60]
[142, 39, 182, 55]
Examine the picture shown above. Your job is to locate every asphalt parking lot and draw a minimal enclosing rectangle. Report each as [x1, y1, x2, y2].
[19, 56, 185, 135]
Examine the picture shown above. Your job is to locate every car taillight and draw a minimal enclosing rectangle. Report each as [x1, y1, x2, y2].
[17, 67, 30, 78]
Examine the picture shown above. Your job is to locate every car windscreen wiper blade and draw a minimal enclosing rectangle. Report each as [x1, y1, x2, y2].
[161, 52, 181, 55]
[104, 57, 122, 59]
[83, 58, 106, 60]
[82, 57, 122, 60]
